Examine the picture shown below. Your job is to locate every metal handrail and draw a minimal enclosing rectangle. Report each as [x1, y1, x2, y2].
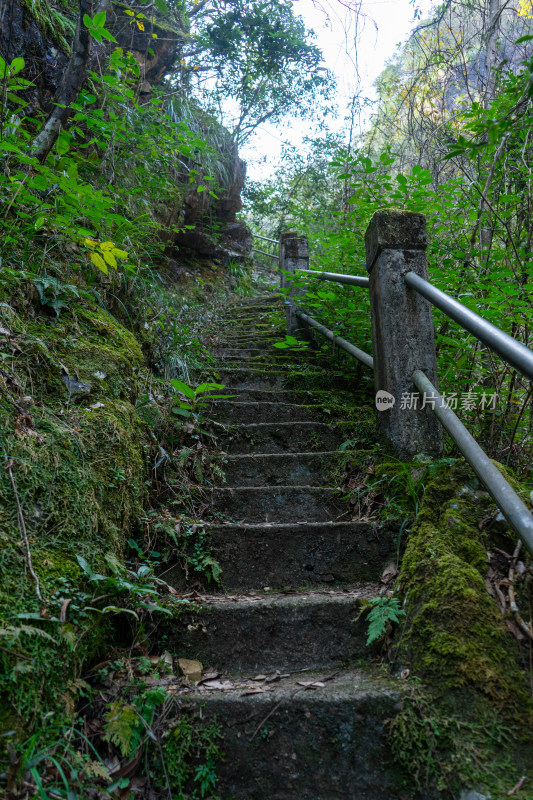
[405, 271, 533, 381]
[253, 248, 279, 261]
[295, 269, 370, 288]
[253, 233, 279, 245]
[413, 370, 533, 553]
[279, 229, 533, 556]
[295, 310, 373, 369]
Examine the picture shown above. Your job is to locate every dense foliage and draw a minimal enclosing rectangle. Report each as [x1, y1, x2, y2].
[246, 1, 533, 476]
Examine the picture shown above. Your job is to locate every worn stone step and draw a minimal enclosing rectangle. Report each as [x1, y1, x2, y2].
[214, 368, 331, 390]
[220, 422, 356, 454]
[219, 387, 354, 405]
[169, 588, 376, 671]
[217, 333, 282, 344]
[218, 451, 345, 486]
[231, 297, 280, 309]
[215, 347, 307, 360]
[204, 520, 398, 589]
[164, 667, 407, 800]
[210, 401, 336, 425]
[203, 486, 349, 524]
[214, 359, 303, 373]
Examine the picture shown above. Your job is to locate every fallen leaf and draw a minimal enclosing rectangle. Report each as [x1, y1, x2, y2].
[202, 680, 233, 690]
[253, 674, 267, 681]
[200, 671, 220, 681]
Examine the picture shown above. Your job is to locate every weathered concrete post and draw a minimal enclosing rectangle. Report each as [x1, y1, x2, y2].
[279, 233, 308, 335]
[365, 211, 443, 457]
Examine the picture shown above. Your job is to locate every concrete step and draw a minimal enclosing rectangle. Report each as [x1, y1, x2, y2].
[210, 401, 334, 425]
[162, 667, 407, 800]
[168, 588, 376, 671]
[215, 347, 308, 360]
[218, 387, 354, 404]
[217, 333, 282, 344]
[213, 359, 304, 372]
[220, 422, 355, 454]
[214, 368, 333, 391]
[203, 520, 398, 589]
[203, 486, 349, 524]
[230, 298, 280, 310]
[218, 451, 344, 486]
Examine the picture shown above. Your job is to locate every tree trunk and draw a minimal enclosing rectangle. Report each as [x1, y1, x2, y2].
[484, 0, 502, 105]
[30, 0, 93, 163]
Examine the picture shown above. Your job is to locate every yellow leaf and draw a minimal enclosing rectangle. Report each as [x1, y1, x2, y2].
[124, 8, 135, 15]
[103, 251, 117, 269]
[90, 252, 108, 274]
[85, 238, 98, 249]
[99, 241, 115, 252]
[111, 248, 128, 260]
[136, 20, 145, 30]
[152, 33, 157, 38]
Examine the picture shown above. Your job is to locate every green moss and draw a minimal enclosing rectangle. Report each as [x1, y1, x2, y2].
[0, 287, 150, 734]
[396, 460, 531, 710]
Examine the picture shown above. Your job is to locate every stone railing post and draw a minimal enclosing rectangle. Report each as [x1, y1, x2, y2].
[279, 233, 308, 335]
[365, 211, 443, 457]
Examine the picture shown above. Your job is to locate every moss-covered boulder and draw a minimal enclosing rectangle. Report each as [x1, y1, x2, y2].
[395, 461, 530, 707]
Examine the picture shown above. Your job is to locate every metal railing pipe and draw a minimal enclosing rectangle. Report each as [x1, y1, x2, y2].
[295, 310, 374, 370]
[253, 248, 279, 261]
[412, 369, 533, 555]
[405, 272, 533, 381]
[254, 234, 279, 245]
[296, 268, 369, 288]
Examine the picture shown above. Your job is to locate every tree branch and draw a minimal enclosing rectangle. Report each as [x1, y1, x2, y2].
[30, 0, 93, 163]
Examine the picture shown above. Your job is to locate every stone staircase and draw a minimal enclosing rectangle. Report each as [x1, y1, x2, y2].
[168, 293, 416, 800]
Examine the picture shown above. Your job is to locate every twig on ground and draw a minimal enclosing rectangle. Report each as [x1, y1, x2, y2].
[4, 455, 42, 602]
[508, 542, 533, 641]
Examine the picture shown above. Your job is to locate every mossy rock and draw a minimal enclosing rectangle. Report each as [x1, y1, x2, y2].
[0, 288, 150, 734]
[395, 460, 531, 712]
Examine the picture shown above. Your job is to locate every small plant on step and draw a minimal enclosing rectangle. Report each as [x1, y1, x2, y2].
[362, 596, 406, 646]
[272, 334, 308, 351]
[75, 553, 174, 621]
[170, 379, 234, 432]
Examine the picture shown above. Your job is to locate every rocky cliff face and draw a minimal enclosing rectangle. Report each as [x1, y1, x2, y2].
[0, 0, 251, 266]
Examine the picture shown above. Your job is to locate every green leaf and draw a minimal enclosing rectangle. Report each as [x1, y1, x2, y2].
[10, 57, 25, 75]
[76, 554, 93, 577]
[170, 379, 195, 399]
[55, 134, 70, 156]
[100, 28, 118, 42]
[172, 407, 192, 417]
[195, 382, 225, 393]
[93, 11, 107, 27]
[154, 0, 168, 11]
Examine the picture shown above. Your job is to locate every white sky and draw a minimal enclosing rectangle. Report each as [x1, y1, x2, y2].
[241, 0, 434, 180]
